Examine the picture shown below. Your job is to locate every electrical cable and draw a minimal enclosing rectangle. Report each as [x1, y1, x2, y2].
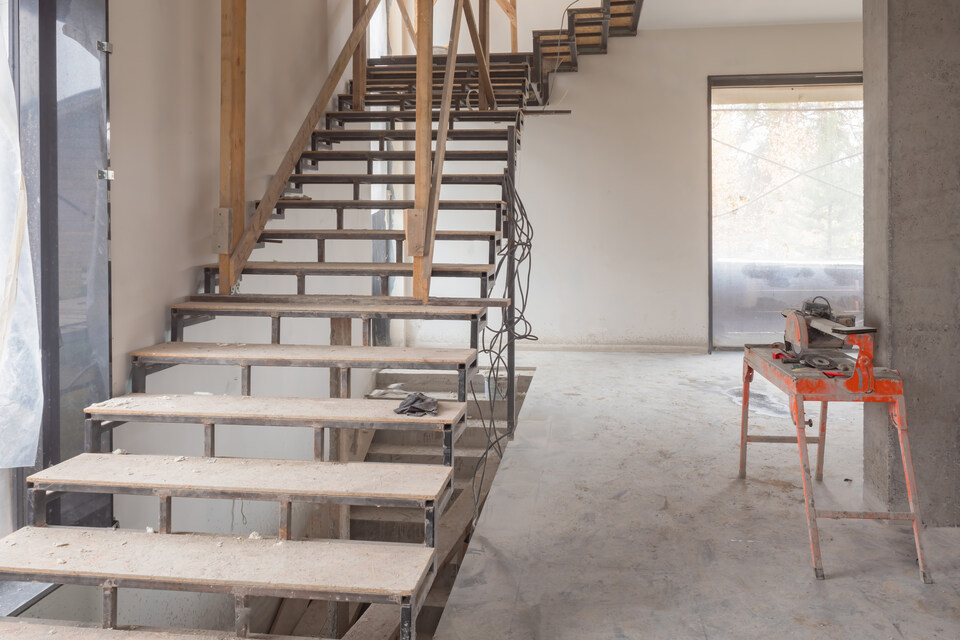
[469, 170, 536, 530]
[540, 0, 584, 110]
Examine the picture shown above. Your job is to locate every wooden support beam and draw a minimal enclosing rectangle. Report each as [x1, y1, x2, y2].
[411, 0, 433, 299]
[494, 0, 518, 51]
[218, 0, 246, 291]
[351, 0, 367, 110]
[396, 0, 418, 50]
[478, 0, 489, 66]
[413, 0, 464, 301]
[463, 0, 497, 110]
[227, 0, 383, 291]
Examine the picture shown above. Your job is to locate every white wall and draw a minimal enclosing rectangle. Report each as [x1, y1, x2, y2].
[511, 22, 863, 350]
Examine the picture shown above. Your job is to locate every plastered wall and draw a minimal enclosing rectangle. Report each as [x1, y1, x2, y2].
[508, 22, 863, 350]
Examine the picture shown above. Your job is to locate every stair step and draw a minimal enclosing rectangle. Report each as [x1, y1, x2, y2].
[300, 149, 508, 162]
[363, 80, 526, 90]
[313, 129, 509, 142]
[85, 392, 466, 433]
[347, 94, 525, 109]
[326, 110, 520, 125]
[287, 173, 504, 186]
[0, 526, 435, 605]
[225, 261, 494, 279]
[268, 199, 504, 211]
[130, 342, 478, 373]
[29, 453, 453, 510]
[0, 619, 323, 640]
[260, 229, 501, 242]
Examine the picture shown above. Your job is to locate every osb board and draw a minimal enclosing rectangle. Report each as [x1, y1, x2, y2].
[29, 454, 452, 502]
[172, 300, 484, 318]
[0, 618, 317, 639]
[220, 262, 493, 275]
[0, 528, 434, 598]
[85, 394, 465, 427]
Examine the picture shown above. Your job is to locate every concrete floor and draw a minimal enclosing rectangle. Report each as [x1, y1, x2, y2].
[435, 351, 960, 640]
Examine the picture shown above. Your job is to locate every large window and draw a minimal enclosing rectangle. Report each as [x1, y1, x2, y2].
[710, 75, 864, 348]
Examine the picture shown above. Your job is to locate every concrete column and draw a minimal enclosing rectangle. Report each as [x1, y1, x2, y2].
[863, 0, 960, 525]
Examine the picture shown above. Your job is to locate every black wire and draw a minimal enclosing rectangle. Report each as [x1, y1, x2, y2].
[470, 171, 537, 529]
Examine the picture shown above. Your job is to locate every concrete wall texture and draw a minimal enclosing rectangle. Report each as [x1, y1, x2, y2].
[863, 0, 960, 526]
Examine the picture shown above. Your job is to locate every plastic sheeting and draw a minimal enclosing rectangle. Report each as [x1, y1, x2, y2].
[0, 56, 43, 469]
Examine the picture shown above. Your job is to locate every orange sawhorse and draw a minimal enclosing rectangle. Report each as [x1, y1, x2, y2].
[738, 341, 931, 583]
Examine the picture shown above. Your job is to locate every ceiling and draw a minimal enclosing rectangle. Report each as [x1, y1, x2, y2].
[640, 0, 862, 30]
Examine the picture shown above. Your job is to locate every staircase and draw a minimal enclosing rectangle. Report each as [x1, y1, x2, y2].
[0, 1, 644, 638]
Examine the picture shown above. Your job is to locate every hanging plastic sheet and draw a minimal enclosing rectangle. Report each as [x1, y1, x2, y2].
[0, 56, 43, 469]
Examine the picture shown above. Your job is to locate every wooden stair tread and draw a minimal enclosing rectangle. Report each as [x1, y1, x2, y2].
[313, 129, 509, 141]
[327, 110, 520, 122]
[260, 229, 500, 240]
[29, 453, 452, 503]
[300, 149, 507, 161]
[85, 393, 466, 427]
[0, 619, 315, 640]
[223, 262, 495, 277]
[172, 299, 489, 319]
[0, 527, 434, 599]
[130, 342, 478, 369]
[269, 199, 503, 210]
[286, 173, 504, 184]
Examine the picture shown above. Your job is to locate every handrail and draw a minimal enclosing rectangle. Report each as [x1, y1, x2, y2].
[224, 0, 383, 291]
[412, 0, 465, 301]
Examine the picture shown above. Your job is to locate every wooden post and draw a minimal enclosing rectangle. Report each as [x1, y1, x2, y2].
[411, 0, 433, 299]
[478, 0, 489, 67]
[351, 0, 367, 110]
[397, 0, 418, 50]
[218, 0, 246, 292]
[509, 0, 517, 52]
[463, 0, 497, 110]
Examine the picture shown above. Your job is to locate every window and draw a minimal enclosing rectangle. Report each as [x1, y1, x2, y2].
[710, 75, 864, 348]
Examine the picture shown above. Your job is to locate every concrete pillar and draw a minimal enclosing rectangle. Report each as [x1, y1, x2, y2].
[863, 0, 960, 525]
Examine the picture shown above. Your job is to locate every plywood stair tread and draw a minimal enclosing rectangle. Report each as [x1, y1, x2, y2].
[260, 229, 500, 241]
[367, 442, 488, 458]
[267, 199, 504, 210]
[29, 453, 452, 503]
[312, 129, 510, 141]
[0, 527, 434, 599]
[327, 110, 520, 122]
[219, 262, 495, 277]
[286, 173, 504, 184]
[300, 149, 508, 161]
[0, 619, 316, 640]
[86, 393, 466, 427]
[172, 299, 488, 319]
[130, 342, 478, 369]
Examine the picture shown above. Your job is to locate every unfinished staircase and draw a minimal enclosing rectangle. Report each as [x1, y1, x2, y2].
[0, 0, 643, 638]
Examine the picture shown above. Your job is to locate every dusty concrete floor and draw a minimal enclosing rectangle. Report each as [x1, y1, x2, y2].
[435, 351, 960, 640]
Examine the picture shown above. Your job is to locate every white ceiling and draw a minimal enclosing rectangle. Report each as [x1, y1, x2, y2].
[640, 0, 862, 30]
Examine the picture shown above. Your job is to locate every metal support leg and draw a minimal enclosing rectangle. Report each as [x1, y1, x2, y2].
[271, 316, 281, 344]
[458, 368, 466, 403]
[84, 418, 101, 453]
[279, 501, 293, 540]
[793, 397, 824, 580]
[158, 495, 172, 534]
[102, 585, 118, 629]
[317, 239, 326, 263]
[337, 208, 345, 230]
[816, 401, 828, 482]
[235, 594, 251, 637]
[396, 238, 404, 262]
[891, 398, 933, 583]
[297, 274, 306, 295]
[470, 319, 479, 350]
[28, 488, 47, 527]
[424, 503, 436, 547]
[204, 423, 216, 457]
[240, 365, 251, 396]
[738, 362, 754, 479]
[380, 276, 390, 297]
[400, 605, 415, 640]
[131, 363, 146, 393]
[170, 310, 183, 342]
[313, 428, 324, 461]
[362, 319, 372, 347]
[442, 426, 453, 467]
